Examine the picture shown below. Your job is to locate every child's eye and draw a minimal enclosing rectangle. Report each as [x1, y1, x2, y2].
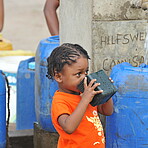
[76, 72, 81, 77]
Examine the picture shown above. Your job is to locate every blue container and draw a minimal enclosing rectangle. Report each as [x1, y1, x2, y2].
[35, 36, 59, 132]
[0, 70, 6, 148]
[16, 57, 36, 130]
[106, 62, 148, 148]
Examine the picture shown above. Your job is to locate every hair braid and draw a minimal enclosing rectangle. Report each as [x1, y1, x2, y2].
[47, 43, 90, 79]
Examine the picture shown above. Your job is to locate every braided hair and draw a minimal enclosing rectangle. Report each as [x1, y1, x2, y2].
[47, 43, 90, 79]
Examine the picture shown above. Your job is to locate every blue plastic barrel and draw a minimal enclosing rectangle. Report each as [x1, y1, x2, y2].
[106, 62, 148, 148]
[16, 57, 36, 130]
[35, 36, 59, 132]
[0, 70, 6, 148]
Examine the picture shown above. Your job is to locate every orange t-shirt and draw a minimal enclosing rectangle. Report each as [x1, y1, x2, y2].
[51, 91, 105, 148]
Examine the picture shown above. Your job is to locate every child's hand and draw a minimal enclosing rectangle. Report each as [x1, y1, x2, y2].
[80, 77, 103, 103]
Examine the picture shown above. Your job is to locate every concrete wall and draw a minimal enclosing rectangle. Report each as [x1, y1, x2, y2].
[60, 0, 93, 61]
[60, 0, 148, 73]
[92, 20, 147, 74]
[93, 0, 147, 20]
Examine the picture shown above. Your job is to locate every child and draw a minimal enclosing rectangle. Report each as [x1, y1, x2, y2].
[47, 43, 113, 148]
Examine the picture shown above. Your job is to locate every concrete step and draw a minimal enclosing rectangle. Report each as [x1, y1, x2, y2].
[8, 123, 33, 148]
[7, 123, 59, 148]
[34, 122, 59, 148]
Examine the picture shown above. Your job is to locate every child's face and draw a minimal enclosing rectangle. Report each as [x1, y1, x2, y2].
[58, 56, 89, 94]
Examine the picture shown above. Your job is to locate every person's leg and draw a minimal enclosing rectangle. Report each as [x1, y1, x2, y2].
[0, 0, 4, 32]
[44, 0, 60, 36]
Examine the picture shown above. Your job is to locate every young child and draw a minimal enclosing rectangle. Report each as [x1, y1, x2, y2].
[47, 43, 113, 148]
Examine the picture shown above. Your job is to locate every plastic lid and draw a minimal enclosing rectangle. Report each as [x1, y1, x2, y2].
[28, 62, 35, 70]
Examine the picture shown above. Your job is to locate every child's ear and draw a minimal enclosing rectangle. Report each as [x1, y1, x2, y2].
[54, 72, 62, 83]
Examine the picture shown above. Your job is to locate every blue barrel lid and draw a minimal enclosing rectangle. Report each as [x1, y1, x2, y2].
[47, 35, 59, 42]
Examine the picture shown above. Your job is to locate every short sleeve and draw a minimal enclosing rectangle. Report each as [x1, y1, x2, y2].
[51, 98, 72, 128]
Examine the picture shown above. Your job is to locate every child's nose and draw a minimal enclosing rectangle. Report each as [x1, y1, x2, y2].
[82, 73, 86, 79]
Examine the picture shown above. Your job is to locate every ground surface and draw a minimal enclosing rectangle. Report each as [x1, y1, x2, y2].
[2, 0, 50, 53]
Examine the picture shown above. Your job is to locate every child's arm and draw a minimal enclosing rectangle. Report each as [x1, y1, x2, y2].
[58, 78, 103, 134]
[44, 0, 59, 36]
[97, 98, 113, 116]
[0, 0, 4, 32]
